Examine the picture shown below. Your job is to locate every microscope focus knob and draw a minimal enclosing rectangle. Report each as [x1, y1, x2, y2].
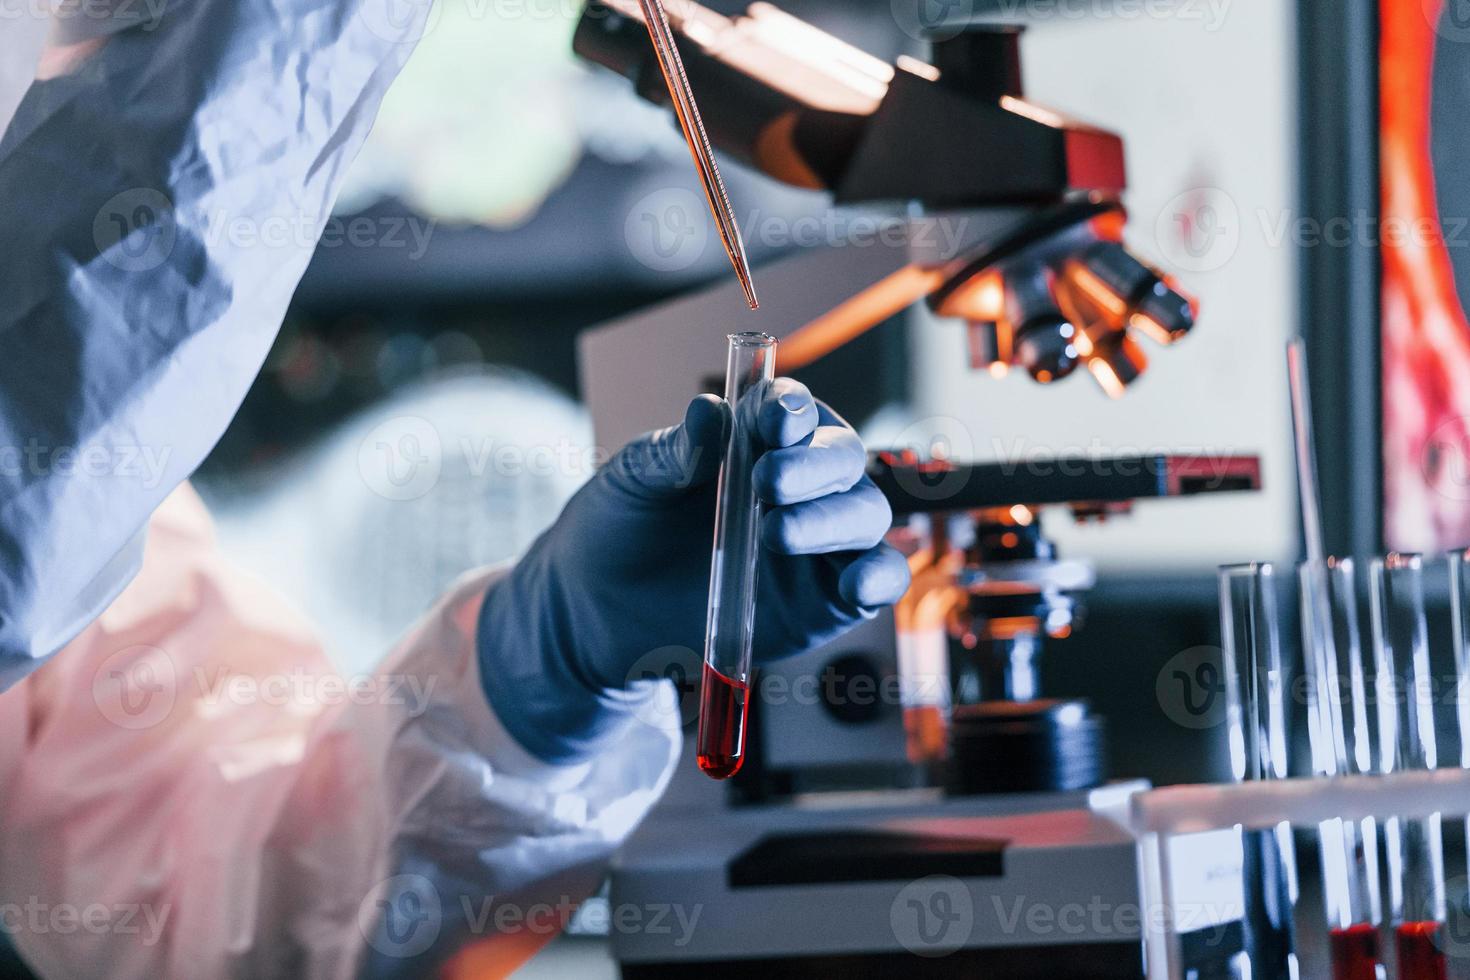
[945, 698, 1106, 796]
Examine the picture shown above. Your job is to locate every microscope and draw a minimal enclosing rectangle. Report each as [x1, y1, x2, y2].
[574, 3, 1262, 976]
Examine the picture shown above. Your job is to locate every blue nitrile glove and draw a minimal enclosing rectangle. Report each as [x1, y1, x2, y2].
[477, 378, 911, 762]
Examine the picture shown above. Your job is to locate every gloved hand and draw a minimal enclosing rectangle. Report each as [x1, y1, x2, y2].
[477, 379, 911, 762]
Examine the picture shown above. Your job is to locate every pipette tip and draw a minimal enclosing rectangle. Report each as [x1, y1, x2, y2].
[739, 277, 759, 310]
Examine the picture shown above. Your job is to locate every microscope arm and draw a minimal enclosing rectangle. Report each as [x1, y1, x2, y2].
[575, 0, 1195, 395]
[574, 0, 1124, 206]
[869, 451, 1264, 517]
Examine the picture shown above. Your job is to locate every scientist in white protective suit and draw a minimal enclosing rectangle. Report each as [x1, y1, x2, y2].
[0, 1, 911, 978]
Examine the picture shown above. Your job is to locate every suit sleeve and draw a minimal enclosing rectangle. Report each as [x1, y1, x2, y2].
[0, 488, 683, 979]
[0, 0, 430, 687]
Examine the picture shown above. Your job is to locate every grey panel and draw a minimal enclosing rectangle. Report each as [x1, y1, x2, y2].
[578, 240, 910, 454]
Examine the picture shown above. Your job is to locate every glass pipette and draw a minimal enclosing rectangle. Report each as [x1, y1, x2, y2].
[635, 0, 758, 309]
[1288, 340, 1386, 979]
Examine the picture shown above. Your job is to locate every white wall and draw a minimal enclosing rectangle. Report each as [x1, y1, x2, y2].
[904, 3, 1299, 571]
[0, 11, 47, 133]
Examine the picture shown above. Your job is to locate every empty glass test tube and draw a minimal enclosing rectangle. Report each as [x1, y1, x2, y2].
[1449, 550, 1470, 965]
[1451, 549, 1470, 775]
[696, 332, 776, 780]
[1370, 554, 1448, 980]
[1219, 563, 1299, 980]
[1300, 557, 1385, 980]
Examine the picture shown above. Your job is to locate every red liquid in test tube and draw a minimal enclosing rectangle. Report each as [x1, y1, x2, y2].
[695, 663, 748, 780]
[1328, 923, 1381, 980]
[1395, 921, 1447, 980]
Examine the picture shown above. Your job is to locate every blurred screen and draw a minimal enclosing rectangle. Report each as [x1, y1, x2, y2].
[1382, 0, 1470, 551]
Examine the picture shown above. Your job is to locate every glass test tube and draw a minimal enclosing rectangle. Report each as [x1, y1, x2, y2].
[696, 332, 776, 780]
[1451, 550, 1470, 774]
[1449, 550, 1470, 966]
[1219, 563, 1299, 980]
[1300, 558, 1385, 980]
[1369, 554, 1448, 980]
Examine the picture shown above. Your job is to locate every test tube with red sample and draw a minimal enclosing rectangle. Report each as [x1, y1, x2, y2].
[1370, 554, 1448, 980]
[1218, 562, 1299, 980]
[1450, 550, 1470, 979]
[696, 332, 776, 779]
[1301, 557, 1386, 980]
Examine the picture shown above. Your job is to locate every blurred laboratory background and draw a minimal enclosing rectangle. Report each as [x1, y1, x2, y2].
[14, 0, 1470, 975]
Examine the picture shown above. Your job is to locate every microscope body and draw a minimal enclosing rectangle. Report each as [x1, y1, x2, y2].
[576, 0, 1195, 394]
[573, 4, 1258, 976]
